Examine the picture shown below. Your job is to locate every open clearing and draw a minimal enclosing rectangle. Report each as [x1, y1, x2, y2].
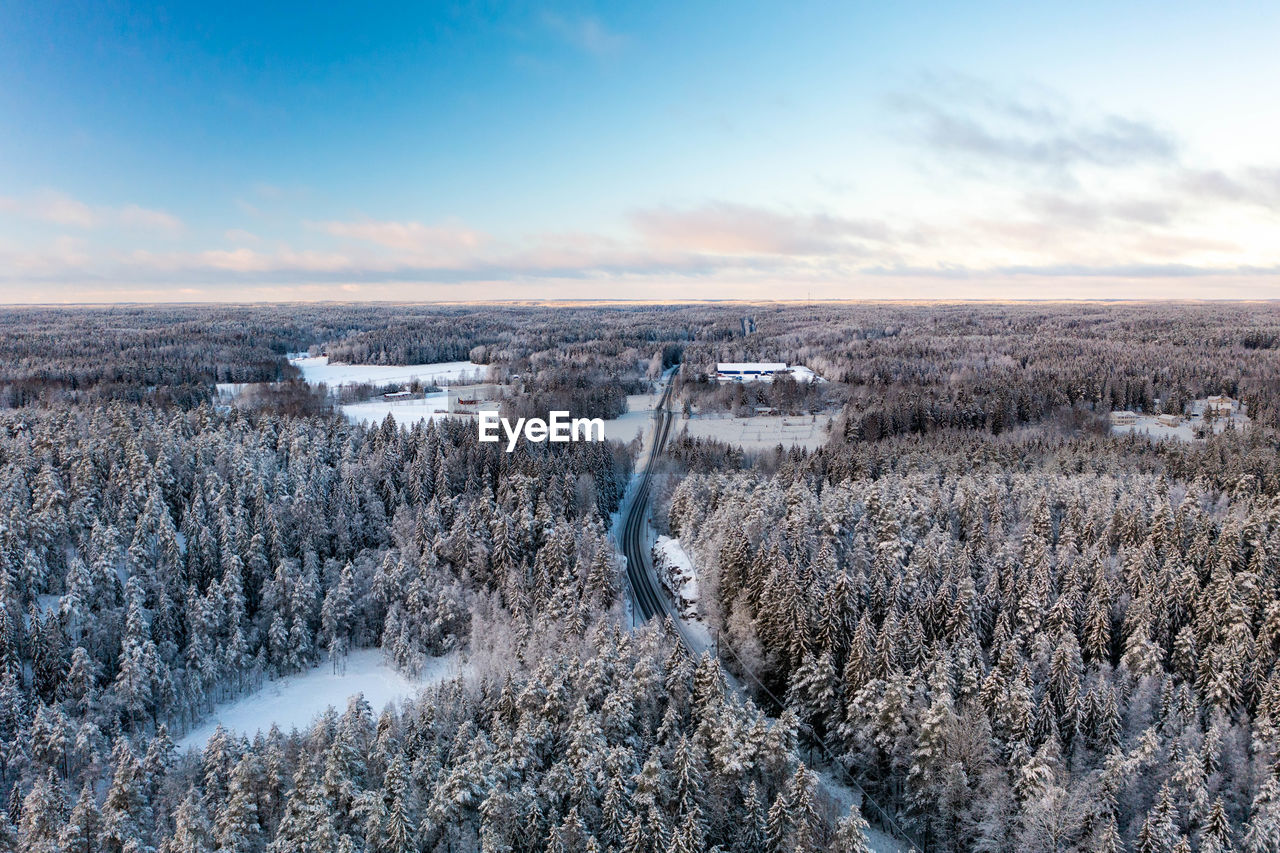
[1111, 399, 1250, 443]
[677, 412, 833, 450]
[178, 648, 464, 750]
[341, 391, 451, 426]
[291, 356, 487, 388]
[601, 391, 663, 443]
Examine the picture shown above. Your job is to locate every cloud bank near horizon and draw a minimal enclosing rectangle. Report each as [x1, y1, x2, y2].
[2, 43, 1280, 302]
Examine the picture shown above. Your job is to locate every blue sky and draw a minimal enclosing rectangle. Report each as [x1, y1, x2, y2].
[1, 1, 1278, 301]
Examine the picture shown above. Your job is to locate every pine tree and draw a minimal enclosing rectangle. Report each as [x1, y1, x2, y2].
[216, 753, 264, 853]
[381, 754, 416, 853]
[18, 770, 66, 853]
[1244, 776, 1280, 853]
[1200, 796, 1233, 853]
[736, 782, 768, 853]
[58, 782, 102, 853]
[99, 739, 151, 853]
[166, 789, 213, 853]
[832, 806, 874, 853]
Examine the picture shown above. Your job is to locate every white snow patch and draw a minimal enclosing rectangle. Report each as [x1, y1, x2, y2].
[1111, 400, 1250, 444]
[601, 391, 663, 443]
[178, 648, 464, 750]
[652, 536, 714, 650]
[340, 392, 451, 426]
[865, 825, 910, 853]
[810, 767, 911, 852]
[291, 356, 487, 390]
[678, 412, 833, 450]
[655, 535, 698, 609]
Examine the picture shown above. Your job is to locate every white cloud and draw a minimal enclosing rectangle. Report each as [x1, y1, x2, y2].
[310, 218, 486, 253]
[890, 76, 1177, 175]
[0, 189, 182, 234]
[629, 202, 895, 256]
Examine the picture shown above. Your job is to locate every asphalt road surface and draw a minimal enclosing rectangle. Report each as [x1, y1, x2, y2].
[620, 375, 700, 651]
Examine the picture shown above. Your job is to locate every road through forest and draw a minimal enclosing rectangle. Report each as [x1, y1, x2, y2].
[616, 370, 919, 852]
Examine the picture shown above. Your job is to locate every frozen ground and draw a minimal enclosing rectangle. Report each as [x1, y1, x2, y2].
[652, 535, 714, 650]
[1111, 418, 1198, 442]
[340, 391, 451, 426]
[677, 412, 833, 450]
[1111, 400, 1250, 443]
[655, 535, 699, 617]
[215, 381, 258, 397]
[178, 648, 464, 750]
[291, 356, 487, 389]
[811, 766, 910, 852]
[602, 391, 663, 443]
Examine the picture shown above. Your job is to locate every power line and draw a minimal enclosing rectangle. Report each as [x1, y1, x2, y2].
[628, 370, 923, 851]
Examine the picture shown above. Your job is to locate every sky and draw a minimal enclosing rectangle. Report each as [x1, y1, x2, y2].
[1, 0, 1278, 302]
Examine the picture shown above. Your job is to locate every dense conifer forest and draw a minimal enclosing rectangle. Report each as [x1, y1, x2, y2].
[3, 302, 1280, 851]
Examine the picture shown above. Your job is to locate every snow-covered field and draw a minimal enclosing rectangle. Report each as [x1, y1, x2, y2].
[677, 413, 833, 450]
[291, 356, 487, 389]
[1110, 417, 1199, 442]
[340, 391, 451, 426]
[602, 392, 663, 443]
[178, 648, 463, 750]
[278, 355, 491, 427]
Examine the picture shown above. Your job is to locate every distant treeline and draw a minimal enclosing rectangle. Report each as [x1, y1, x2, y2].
[9, 303, 1280, 438]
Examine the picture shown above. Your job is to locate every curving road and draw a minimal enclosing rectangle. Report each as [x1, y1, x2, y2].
[620, 373, 700, 651]
[617, 370, 921, 851]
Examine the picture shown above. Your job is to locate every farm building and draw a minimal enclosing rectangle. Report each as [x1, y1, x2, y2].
[716, 362, 786, 381]
[447, 383, 501, 414]
[1206, 395, 1237, 413]
[1157, 413, 1181, 426]
[715, 362, 821, 383]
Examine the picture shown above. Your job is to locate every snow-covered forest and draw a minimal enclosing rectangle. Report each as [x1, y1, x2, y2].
[4, 302, 1280, 851]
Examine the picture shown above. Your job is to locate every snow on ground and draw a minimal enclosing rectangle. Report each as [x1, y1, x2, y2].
[678, 412, 833, 450]
[602, 391, 663, 443]
[178, 648, 464, 750]
[291, 356, 487, 389]
[864, 824, 911, 852]
[215, 382, 252, 397]
[810, 767, 911, 852]
[340, 391, 451, 426]
[1110, 418, 1199, 442]
[785, 365, 822, 382]
[652, 535, 714, 650]
[1111, 400, 1250, 444]
[655, 535, 698, 610]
